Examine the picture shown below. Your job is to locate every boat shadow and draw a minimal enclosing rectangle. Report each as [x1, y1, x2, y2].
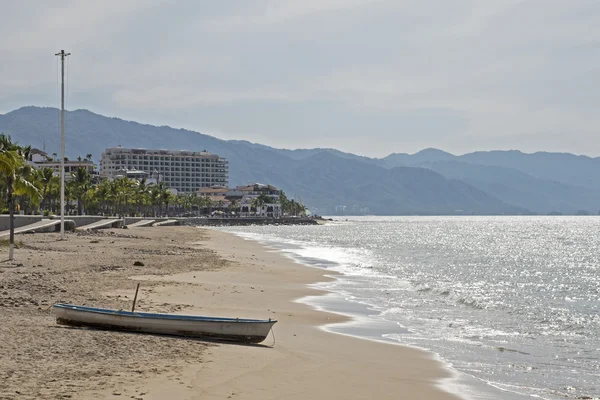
[50, 324, 275, 348]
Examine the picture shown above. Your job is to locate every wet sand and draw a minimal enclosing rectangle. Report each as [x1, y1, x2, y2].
[0, 227, 460, 400]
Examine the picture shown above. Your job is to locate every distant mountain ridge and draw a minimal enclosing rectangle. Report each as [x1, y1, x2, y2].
[1, 106, 599, 215]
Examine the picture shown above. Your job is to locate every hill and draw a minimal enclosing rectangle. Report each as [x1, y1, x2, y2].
[2, 106, 598, 215]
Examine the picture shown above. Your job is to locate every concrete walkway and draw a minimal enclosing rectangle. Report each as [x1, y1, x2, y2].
[153, 219, 178, 227]
[127, 219, 156, 228]
[76, 219, 121, 231]
[0, 219, 61, 237]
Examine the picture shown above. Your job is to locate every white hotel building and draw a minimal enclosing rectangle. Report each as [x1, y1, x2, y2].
[100, 147, 228, 193]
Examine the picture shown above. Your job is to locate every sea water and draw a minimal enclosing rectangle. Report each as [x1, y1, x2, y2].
[219, 216, 600, 400]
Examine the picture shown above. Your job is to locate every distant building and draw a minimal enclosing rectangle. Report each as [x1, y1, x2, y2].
[334, 205, 347, 213]
[197, 183, 282, 218]
[235, 183, 281, 218]
[28, 149, 98, 181]
[197, 186, 230, 197]
[100, 147, 228, 193]
[113, 168, 149, 181]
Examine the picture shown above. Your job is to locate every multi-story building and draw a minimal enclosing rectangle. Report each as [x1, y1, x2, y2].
[28, 149, 98, 181]
[100, 147, 228, 193]
[197, 183, 282, 217]
[236, 183, 282, 218]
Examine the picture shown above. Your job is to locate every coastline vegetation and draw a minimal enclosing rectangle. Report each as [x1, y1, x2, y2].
[1, 133, 307, 219]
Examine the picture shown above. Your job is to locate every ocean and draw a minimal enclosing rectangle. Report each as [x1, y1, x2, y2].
[218, 216, 599, 400]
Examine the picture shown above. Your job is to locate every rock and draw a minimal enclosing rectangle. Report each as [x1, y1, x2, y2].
[133, 261, 145, 266]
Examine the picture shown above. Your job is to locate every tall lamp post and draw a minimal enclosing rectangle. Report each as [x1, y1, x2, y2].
[55, 49, 70, 239]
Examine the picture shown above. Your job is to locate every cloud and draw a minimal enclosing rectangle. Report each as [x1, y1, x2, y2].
[2, 0, 600, 156]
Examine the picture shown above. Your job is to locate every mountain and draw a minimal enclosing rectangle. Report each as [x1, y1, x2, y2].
[419, 161, 600, 214]
[1, 106, 598, 215]
[460, 150, 600, 192]
[281, 152, 524, 215]
[380, 149, 600, 214]
[382, 148, 600, 192]
[0, 106, 293, 190]
[382, 148, 456, 167]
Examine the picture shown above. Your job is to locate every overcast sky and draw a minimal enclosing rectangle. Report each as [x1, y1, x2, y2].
[1, 0, 599, 157]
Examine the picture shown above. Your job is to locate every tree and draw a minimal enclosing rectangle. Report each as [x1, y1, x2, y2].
[37, 167, 56, 212]
[0, 134, 41, 260]
[70, 167, 91, 215]
[250, 197, 259, 215]
[134, 177, 150, 216]
[228, 199, 239, 216]
[94, 179, 113, 215]
[254, 193, 269, 216]
[161, 187, 173, 216]
[287, 199, 306, 217]
[114, 177, 136, 216]
[197, 196, 212, 215]
[279, 190, 290, 216]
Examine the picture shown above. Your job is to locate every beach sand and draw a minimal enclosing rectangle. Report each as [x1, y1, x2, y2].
[0, 227, 460, 400]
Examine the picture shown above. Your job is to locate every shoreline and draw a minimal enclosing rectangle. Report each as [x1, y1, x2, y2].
[218, 228, 534, 400]
[0, 226, 460, 399]
[91, 227, 461, 399]
[154, 228, 462, 399]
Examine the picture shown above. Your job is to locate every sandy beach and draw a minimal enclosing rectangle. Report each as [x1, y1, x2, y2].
[0, 226, 460, 400]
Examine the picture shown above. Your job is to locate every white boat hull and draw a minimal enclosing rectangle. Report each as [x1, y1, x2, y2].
[53, 304, 276, 343]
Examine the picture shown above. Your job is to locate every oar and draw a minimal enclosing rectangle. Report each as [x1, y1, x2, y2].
[131, 283, 141, 312]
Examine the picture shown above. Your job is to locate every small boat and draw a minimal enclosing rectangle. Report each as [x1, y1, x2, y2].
[53, 303, 277, 344]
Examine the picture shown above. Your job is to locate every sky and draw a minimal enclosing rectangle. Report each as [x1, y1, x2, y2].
[1, 0, 599, 157]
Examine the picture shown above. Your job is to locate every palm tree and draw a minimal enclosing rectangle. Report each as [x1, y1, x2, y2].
[216, 199, 224, 210]
[254, 193, 269, 216]
[279, 190, 290, 216]
[198, 196, 211, 215]
[161, 187, 173, 216]
[286, 199, 307, 217]
[0, 134, 41, 260]
[149, 184, 162, 216]
[228, 199, 239, 216]
[92, 179, 109, 215]
[135, 177, 149, 216]
[70, 167, 91, 215]
[250, 197, 259, 216]
[115, 177, 135, 216]
[37, 167, 55, 213]
[179, 193, 196, 214]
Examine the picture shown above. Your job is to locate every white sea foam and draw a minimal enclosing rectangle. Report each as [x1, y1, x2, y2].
[218, 216, 600, 400]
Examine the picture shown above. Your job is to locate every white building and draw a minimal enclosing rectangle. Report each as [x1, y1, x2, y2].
[100, 147, 228, 193]
[235, 183, 282, 218]
[28, 149, 98, 181]
[196, 183, 283, 218]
